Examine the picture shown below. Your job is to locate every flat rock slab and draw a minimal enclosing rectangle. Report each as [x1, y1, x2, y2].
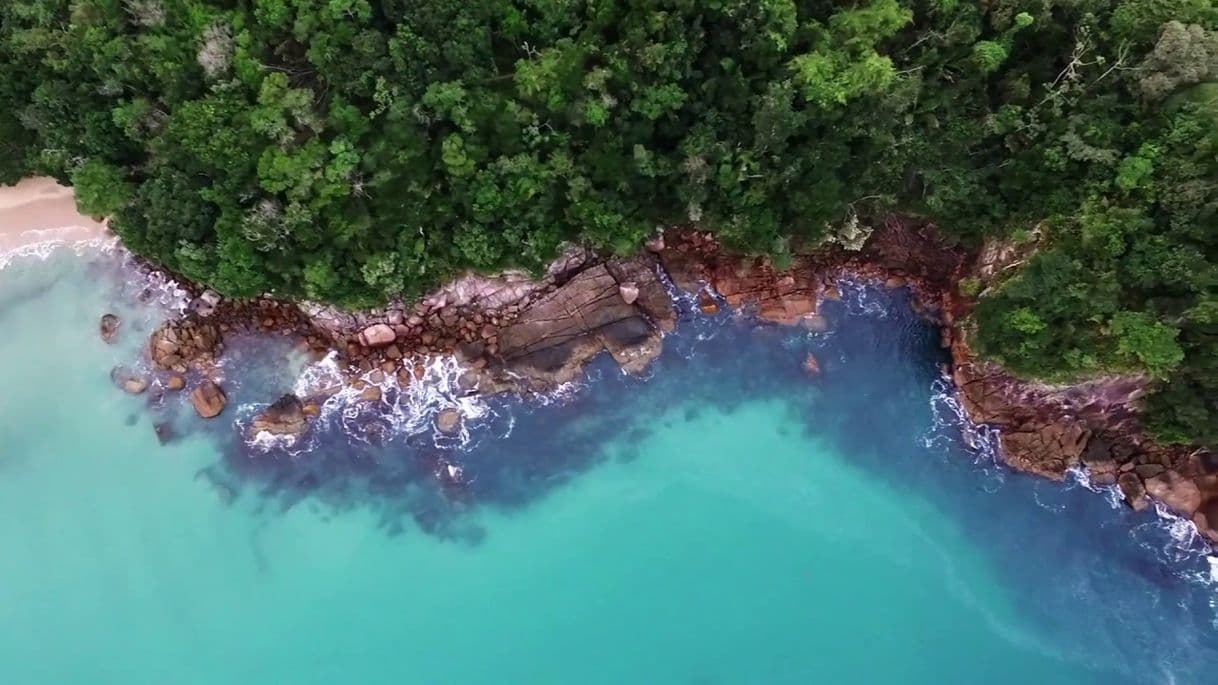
[495, 262, 671, 385]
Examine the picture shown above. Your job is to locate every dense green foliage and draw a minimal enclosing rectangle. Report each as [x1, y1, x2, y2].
[1, 1, 1215, 446]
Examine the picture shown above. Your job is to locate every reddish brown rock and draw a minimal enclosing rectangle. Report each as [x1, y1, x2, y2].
[803, 354, 821, 375]
[1118, 472, 1149, 512]
[1195, 498, 1218, 542]
[111, 366, 148, 394]
[149, 317, 221, 373]
[606, 254, 677, 332]
[359, 324, 396, 347]
[495, 263, 668, 385]
[1144, 471, 1202, 515]
[800, 314, 830, 333]
[190, 381, 227, 419]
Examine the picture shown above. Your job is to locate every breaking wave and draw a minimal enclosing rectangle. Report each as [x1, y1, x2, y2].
[928, 371, 1218, 591]
[0, 233, 118, 270]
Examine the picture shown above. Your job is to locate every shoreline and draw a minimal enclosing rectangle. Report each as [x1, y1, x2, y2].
[131, 221, 1218, 547]
[0, 177, 109, 253]
[3, 177, 1208, 548]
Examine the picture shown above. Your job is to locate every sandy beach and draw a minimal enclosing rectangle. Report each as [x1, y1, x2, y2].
[0, 177, 109, 253]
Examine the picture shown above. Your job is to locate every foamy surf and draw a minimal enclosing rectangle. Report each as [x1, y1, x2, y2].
[838, 278, 894, 319]
[0, 233, 118, 270]
[0, 177, 112, 267]
[240, 352, 500, 456]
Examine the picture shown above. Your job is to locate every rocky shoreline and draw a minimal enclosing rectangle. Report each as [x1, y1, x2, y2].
[114, 219, 1218, 547]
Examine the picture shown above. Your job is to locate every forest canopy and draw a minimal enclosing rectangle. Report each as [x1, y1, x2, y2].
[0, 0, 1215, 448]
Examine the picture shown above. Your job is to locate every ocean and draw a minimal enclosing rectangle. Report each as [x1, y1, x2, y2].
[1, 245, 1216, 684]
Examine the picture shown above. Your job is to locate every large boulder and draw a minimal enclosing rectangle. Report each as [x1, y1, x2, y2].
[251, 394, 308, 436]
[1144, 470, 1203, 515]
[190, 380, 227, 419]
[358, 323, 397, 347]
[495, 261, 672, 385]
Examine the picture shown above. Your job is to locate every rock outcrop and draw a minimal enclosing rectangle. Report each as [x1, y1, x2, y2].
[947, 255, 1218, 543]
[660, 243, 818, 325]
[494, 256, 673, 385]
[251, 394, 309, 437]
[150, 316, 221, 373]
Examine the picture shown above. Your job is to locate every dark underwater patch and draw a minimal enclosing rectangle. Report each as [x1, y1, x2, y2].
[167, 286, 951, 544]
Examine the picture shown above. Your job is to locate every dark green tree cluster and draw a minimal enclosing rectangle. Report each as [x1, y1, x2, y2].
[0, 1, 1214, 447]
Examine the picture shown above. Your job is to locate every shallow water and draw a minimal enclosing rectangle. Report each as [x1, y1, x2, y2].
[1, 247, 1216, 684]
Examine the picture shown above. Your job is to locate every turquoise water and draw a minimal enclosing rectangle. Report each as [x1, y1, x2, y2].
[1, 248, 1217, 684]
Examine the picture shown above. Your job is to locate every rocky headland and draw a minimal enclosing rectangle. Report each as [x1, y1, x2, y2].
[124, 219, 1217, 546]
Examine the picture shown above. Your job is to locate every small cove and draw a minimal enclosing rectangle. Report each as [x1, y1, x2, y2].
[0, 247, 1216, 684]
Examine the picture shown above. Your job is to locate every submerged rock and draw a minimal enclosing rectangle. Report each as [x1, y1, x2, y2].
[436, 409, 462, 435]
[164, 375, 185, 391]
[358, 385, 382, 403]
[190, 380, 227, 419]
[149, 316, 221, 373]
[153, 422, 176, 445]
[111, 366, 148, 394]
[99, 314, 120, 343]
[997, 421, 1090, 480]
[803, 354, 821, 376]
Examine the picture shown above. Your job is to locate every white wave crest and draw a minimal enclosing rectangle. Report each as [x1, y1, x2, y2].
[0, 234, 118, 271]
[924, 375, 1003, 469]
[256, 352, 494, 452]
[837, 279, 892, 319]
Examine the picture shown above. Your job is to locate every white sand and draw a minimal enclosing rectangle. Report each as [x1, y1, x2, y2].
[0, 177, 109, 253]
